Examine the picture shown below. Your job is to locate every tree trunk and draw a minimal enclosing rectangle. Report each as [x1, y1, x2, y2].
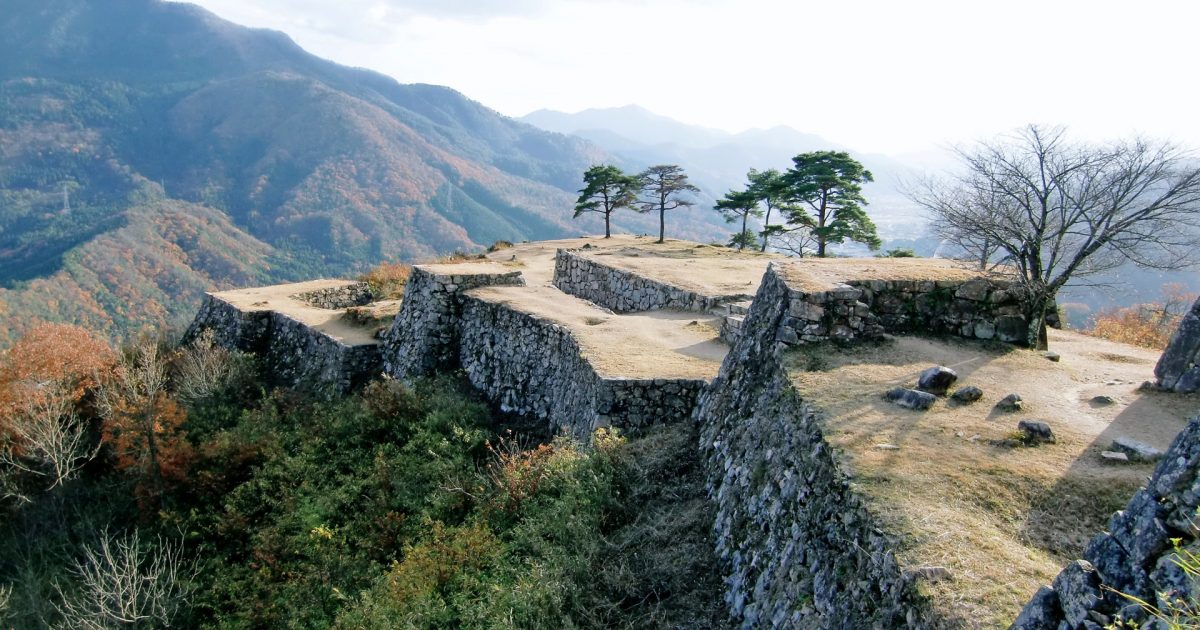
[604, 212, 611, 238]
[658, 206, 665, 244]
[739, 212, 748, 250]
[1021, 294, 1054, 350]
[760, 205, 772, 252]
[817, 237, 826, 257]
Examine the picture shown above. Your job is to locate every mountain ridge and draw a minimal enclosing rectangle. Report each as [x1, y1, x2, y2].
[0, 0, 726, 346]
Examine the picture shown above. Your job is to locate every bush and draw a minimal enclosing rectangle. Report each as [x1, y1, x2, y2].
[359, 262, 413, 300]
[1088, 284, 1196, 349]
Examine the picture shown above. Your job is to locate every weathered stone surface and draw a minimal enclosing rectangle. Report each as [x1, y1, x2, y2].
[1052, 561, 1101, 627]
[1090, 395, 1117, 406]
[458, 295, 705, 437]
[1100, 451, 1130, 462]
[1010, 586, 1061, 630]
[1155, 296, 1200, 392]
[917, 365, 958, 395]
[886, 387, 938, 411]
[1018, 420, 1056, 445]
[950, 385, 984, 404]
[1012, 414, 1200, 627]
[381, 266, 525, 379]
[1111, 436, 1164, 463]
[553, 249, 744, 313]
[290, 282, 373, 310]
[698, 263, 936, 628]
[185, 293, 379, 393]
[996, 393, 1023, 412]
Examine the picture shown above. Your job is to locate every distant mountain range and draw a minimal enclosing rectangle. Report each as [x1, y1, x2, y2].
[519, 105, 930, 244]
[0, 0, 728, 345]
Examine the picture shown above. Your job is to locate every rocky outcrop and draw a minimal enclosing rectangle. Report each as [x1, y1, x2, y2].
[381, 266, 524, 379]
[553, 249, 749, 313]
[1011, 413, 1200, 629]
[697, 263, 934, 628]
[458, 295, 704, 437]
[1155, 296, 1200, 393]
[290, 282, 374, 309]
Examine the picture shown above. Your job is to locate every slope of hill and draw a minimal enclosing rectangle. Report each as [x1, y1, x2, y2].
[0, 0, 726, 346]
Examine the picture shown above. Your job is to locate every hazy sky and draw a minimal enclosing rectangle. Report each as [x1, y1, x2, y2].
[185, 0, 1200, 156]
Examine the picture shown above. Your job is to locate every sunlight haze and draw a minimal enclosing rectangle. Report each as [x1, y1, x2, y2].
[181, 0, 1200, 155]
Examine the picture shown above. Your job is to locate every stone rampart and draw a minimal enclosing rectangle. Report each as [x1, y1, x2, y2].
[389, 269, 705, 437]
[553, 249, 750, 313]
[1155, 295, 1200, 393]
[290, 282, 374, 310]
[185, 293, 272, 351]
[763, 269, 1030, 347]
[1012, 413, 1200, 629]
[381, 266, 525, 379]
[696, 263, 935, 628]
[185, 294, 380, 393]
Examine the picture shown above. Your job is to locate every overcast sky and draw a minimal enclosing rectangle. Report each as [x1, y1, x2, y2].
[185, 0, 1200, 156]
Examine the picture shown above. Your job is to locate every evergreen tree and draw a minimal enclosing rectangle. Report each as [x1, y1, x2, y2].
[782, 151, 881, 257]
[636, 165, 699, 243]
[573, 165, 639, 238]
[713, 189, 762, 251]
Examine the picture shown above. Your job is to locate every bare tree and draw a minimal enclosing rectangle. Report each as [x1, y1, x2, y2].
[96, 339, 172, 499]
[773, 225, 819, 258]
[0, 379, 99, 491]
[55, 529, 193, 629]
[908, 125, 1200, 348]
[171, 329, 234, 406]
[0, 582, 12, 621]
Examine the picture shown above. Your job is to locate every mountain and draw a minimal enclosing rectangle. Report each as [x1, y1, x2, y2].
[0, 0, 726, 346]
[519, 106, 929, 241]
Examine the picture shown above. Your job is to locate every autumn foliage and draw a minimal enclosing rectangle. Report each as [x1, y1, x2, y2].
[359, 262, 413, 300]
[1088, 284, 1197, 350]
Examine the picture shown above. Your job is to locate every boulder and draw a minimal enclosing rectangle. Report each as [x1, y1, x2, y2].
[1154, 295, 1200, 392]
[1089, 395, 1116, 406]
[885, 387, 937, 411]
[1110, 436, 1164, 463]
[1018, 420, 1056, 445]
[1010, 585, 1061, 630]
[950, 386, 984, 404]
[917, 365, 959, 395]
[996, 393, 1023, 412]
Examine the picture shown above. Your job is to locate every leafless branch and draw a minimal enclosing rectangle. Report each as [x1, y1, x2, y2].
[1, 380, 99, 489]
[54, 529, 194, 629]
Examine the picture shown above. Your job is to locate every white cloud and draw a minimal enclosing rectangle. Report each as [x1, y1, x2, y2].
[186, 0, 1200, 155]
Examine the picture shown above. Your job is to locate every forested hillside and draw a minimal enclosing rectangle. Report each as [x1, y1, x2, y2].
[0, 0, 723, 346]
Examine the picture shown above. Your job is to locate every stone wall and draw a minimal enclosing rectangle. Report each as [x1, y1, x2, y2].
[696, 263, 935, 628]
[290, 282, 374, 310]
[1012, 413, 1200, 629]
[1155, 295, 1200, 393]
[386, 266, 705, 437]
[553, 249, 750, 313]
[381, 266, 525, 380]
[184, 294, 272, 351]
[184, 294, 380, 393]
[766, 272, 1031, 348]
